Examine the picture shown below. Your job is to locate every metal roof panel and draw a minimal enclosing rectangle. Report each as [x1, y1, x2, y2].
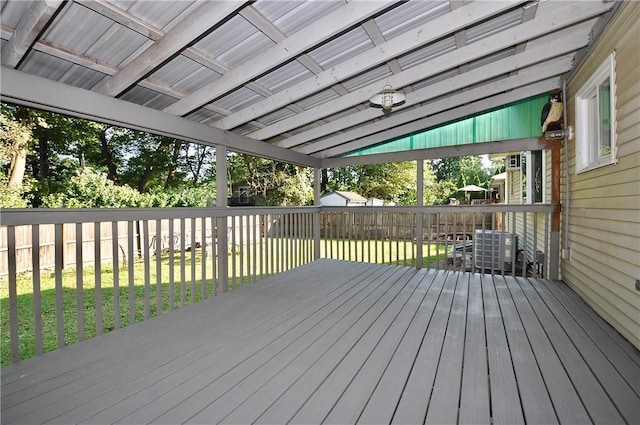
[257, 0, 346, 36]
[374, 0, 450, 39]
[255, 60, 314, 92]
[306, 26, 374, 69]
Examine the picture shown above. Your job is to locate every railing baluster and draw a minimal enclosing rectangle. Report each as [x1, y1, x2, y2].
[143, 220, 150, 319]
[231, 215, 237, 289]
[8, 225, 19, 362]
[32, 224, 43, 355]
[55, 223, 65, 346]
[76, 223, 84, 342]
[180, 218, 186, 306]
[127, 221, 135, 323]
[155, 219, 162, 314]
[212, 216, 218, 295]
[168, 219, 175, 310]
[94, 222, 103, 334]
[252, 214, 257, 282]
[112, 221, 121, 328]
[239, 215, 244, 286]
[190, 217, 196, 303]
[200, 217, 206, 299]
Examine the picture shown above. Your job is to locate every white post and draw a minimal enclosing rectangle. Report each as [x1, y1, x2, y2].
[314, 167, 321, 260]
[216, 145, 228, 292]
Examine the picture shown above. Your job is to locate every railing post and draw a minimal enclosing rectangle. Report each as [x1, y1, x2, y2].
[216, 144, 229, 292]
[550, 146, 561, 279]
[314, 167, 321, 260]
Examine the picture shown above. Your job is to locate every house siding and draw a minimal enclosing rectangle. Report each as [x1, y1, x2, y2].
[563, 1, 640, 349]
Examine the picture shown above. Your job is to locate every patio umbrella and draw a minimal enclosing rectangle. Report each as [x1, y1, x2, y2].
[458, 184, 488, 193]
[458, 184, 489, 201]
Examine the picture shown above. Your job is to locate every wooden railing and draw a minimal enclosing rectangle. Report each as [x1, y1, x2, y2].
[320, 205, 556, 277]
[0, 204, 557, 364]
[0, 207, 316, 365]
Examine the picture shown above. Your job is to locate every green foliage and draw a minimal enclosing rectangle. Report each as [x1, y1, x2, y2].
[323, 162, 417, 205]
[40, 169, 142, 208]
[356, 162, 416, 204]
[429, 156, 492, 203]
[0, 173, 31, 207]
[144, 182, 217, 207]
[228, 154, 313, 206]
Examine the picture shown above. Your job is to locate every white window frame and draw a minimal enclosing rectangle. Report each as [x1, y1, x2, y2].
[575, 52, 617, 173]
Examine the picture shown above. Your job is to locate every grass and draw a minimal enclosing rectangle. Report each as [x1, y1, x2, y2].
[1, 238, 446, 366]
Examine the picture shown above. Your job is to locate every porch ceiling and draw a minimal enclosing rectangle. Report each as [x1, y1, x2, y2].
[0, 0, 618, 167]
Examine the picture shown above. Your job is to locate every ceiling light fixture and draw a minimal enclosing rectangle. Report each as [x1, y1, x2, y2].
[369, 65, 405, 112]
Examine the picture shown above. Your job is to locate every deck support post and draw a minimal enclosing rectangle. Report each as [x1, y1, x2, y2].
[416, 159, 424, 269]
[550, 144, 561, 279]
[314, 167, 321, 260]
[216, 145, 229, 292]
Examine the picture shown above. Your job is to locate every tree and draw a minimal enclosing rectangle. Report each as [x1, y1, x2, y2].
[322, 162, 416, 205]
[355, 162, 416, 204]
[429, 155, 492, 202]
[228, 154, 313, 206]
[0, 106, 32, 189]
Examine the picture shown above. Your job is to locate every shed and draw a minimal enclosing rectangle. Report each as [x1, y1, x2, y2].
[320, 191, 367, 207]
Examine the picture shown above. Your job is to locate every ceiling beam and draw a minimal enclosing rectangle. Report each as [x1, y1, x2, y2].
[322, 138, 556, 168]
[95, 1, 246, 97]
[76, 0, 161, 40]
[1, 0, 64, 68]
[319, 78, 560, 159]
[217, 0, 524, 132]
[288, 23, 590, 153]
[247, 0, 613, 141]
[0, 66, 319, 168]
[163, 1, 397, 117]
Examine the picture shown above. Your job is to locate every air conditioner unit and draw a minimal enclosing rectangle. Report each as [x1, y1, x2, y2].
[505, 155, 521, 170]
[474, 230, 518, 271]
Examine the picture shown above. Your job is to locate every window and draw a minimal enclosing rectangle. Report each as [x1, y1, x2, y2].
[521, 150, 545, 204]
[575, 52, 617, 172]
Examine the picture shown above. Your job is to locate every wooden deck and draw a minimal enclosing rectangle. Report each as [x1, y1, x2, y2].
[2, 259, 639, 425]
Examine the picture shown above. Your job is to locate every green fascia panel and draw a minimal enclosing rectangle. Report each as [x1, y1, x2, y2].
[342, 93, 548, 157]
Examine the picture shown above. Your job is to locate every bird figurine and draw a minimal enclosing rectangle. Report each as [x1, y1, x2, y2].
[541, 89, 563, 134]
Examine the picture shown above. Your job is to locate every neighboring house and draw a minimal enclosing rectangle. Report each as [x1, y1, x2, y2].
[366, 198, 384, 206]
[489, 172, 506, 203]
[228, 182, 256, 206]
[320, 191, 367, 207]
[494, 1, 639, 348]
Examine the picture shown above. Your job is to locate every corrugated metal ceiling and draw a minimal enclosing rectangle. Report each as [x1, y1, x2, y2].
[0, 0, 620, 164]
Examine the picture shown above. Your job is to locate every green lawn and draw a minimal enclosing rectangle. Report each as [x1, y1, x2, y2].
[1, 239, 446, 366]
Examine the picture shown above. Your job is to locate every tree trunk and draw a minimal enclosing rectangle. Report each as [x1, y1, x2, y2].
[7, 147, 27, 188]
[164, 140, 181, 189]
[38, 135, 50, 182]
[99, 126, 119, 184]
[321, 168, 328, 193]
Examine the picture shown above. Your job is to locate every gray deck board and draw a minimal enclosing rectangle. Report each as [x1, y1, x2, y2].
[482, 273, 525, 425]
[493, 275, 559, 425]
[458, 273, 490, 425]
[505, 276, 592, 424]
[2, 259, 639, 425]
